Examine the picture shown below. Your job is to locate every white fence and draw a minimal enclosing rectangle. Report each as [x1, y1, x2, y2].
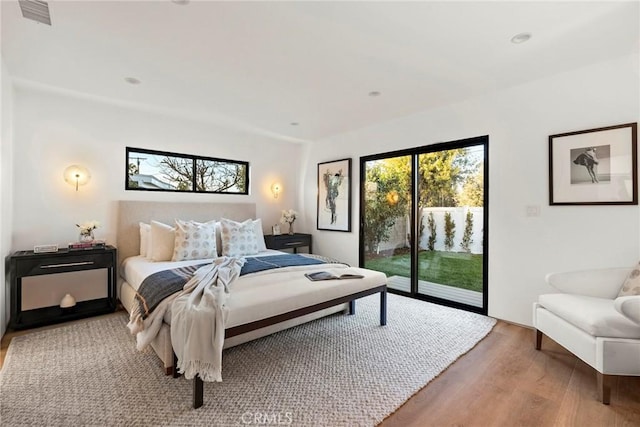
[375, 207, 484, 254]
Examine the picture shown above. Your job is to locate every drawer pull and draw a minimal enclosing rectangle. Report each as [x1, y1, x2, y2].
[285, 241, 304, 246]
[40, 261, 95, 269]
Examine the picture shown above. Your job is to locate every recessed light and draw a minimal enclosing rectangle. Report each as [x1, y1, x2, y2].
[368, 91, 381, 97]
[172, 0, 190, 5]
[511, 32, 532, 44]
[124, 77, 141, 85]
[290, 122, 299, 126]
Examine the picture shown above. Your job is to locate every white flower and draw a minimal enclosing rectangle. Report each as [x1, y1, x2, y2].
[76, 220, 100, 235]
[280, 209, 297, 225]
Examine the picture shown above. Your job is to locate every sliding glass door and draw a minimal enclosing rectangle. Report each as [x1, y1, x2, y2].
[360, 137, 488, 314]
[361, 155, 413, 292]
[415, 144, 485, 309]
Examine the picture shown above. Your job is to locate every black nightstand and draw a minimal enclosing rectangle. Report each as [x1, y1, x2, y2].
[264, 233, 312, 254]
[8, 245, 117, 330]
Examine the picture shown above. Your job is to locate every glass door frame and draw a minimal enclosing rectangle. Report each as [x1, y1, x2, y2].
[359, 135, 489, 315]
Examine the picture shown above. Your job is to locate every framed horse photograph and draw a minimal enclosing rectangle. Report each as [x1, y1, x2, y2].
[549, 122, 637, 205]
[317, 158, 352, 231]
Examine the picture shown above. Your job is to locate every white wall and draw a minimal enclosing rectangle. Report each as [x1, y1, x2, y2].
[10, 88, 303, 258]
[1, 54, 14, 336]
[304, 53, 640, 326]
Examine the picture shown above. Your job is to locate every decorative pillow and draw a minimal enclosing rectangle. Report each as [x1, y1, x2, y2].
[219, 218, 259, 257]
[253, 218, 267, 252]
[619, 261, 640, 296]
[172, 219, 217, 262]
[139, 222, 150, 257]
[149, 220, 176, 262]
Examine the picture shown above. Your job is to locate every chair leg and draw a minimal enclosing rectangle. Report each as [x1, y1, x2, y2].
[534, 329, 542, 350]
[597, 372, 611, 405]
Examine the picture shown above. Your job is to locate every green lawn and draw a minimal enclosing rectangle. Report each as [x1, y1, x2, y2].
[364, 250, 483, 292]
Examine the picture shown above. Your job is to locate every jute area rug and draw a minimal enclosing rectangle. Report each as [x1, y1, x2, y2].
[0, 293, 496, 426]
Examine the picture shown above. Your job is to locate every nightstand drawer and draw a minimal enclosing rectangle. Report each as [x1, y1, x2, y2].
[264, 233, 312, 253]
[273, 235, 310, 248]
[15, 251, 113, 277]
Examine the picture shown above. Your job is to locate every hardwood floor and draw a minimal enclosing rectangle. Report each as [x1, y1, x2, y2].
[2, 316, 639, 426]
[381, 321, 640, 426]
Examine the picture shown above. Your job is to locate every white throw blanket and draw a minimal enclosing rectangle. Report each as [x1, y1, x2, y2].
[127, 289, 180, 351]
[170, 256, 245, 382]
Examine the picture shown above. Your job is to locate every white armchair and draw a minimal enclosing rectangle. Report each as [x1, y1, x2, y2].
[533, 267, 640, 404]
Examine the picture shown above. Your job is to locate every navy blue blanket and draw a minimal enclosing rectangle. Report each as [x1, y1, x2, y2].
[240, 254, 325, 275]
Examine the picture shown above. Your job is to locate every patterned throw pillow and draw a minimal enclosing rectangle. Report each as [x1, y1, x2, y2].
[619, 261, 640, 296]
[172, 219, 217, 262]
[215, 218, 266, 256]
[220, 218, 259, 257]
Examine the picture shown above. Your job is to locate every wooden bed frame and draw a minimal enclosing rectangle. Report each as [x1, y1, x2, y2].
[115, 200, 388, 409]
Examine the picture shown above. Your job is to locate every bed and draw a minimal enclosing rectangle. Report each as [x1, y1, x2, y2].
[116, 201, 387, 408]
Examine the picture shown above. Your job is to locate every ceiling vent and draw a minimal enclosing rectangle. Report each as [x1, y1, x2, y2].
[19, 0, 51, 26]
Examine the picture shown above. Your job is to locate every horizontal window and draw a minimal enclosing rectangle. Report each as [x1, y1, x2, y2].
[126, 147, 249, 194]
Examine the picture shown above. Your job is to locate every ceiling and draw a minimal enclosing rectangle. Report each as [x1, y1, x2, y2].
[2, 1, 638, 142]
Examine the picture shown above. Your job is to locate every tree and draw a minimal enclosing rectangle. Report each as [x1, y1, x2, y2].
[127, 163, 140, 188]
[460, 210, 474, 253]
[427, 211, 437, 251]
[418, 149, 471, 208]
[363, 160, 409, 254]
[158, 158, 247, 192]
[128, 163, 139, 175]
[458, 164, 484, 207]
[444, 211, 456, 251]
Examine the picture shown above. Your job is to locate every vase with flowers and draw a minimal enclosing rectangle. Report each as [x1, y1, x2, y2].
[77, 220, 100, 243]
[280, 209, 298, 235]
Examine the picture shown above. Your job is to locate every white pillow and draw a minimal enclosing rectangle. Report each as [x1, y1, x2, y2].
[172, 219, 217, 262]
[216, 219, 265, 255]
[139, 222, 150, 257]
[220, 218, 259, 257]
[253, 218, 267, 252]
[149, 220, 176, 262]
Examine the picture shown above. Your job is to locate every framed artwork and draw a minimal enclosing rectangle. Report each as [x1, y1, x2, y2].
[549, 122, 637, 205]
[317, 158, 352, 231]
[272, 224, 281, 235]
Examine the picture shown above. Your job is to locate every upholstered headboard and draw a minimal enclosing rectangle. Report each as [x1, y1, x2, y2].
[116, 201, 257, 267]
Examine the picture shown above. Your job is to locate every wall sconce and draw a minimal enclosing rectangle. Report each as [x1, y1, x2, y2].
[271, 182, 282, 199]
[63, 165, 91, 191]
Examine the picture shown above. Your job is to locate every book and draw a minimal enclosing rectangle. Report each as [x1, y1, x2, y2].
[305, 271, 365, 281]
[68, 240, 106, 250]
